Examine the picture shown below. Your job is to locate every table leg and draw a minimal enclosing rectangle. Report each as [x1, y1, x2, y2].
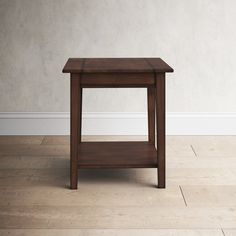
[155, 73, 166, 188]
[147, 86, 155, 144]
[70, 74, 81, 189]
[79, 87, 83, 143]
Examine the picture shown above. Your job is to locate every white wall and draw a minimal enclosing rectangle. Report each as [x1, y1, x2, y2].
[0, 0, 236, 134]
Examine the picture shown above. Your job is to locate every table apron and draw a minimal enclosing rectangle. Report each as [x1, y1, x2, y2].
[80, 72, 155, 87]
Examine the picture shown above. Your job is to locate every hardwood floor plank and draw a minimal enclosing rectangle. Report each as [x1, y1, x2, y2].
[0, 145, 69, 156]
[181, 186, 236, 206]
[0, 155, 69, 169]
[41, 135, 70, 145]
[190, 136, 236, 157]
[167, 168, 236, 185]
[167, 157, 236, 169]
[167, 136, 195, 157]
[0, 168, 69, 187]
[0, 168, 235, 186]
[0, 185, 184, 207]
[223, 229, 236, 236]
[2, 155, 236, 170]
[0, 135, 236, 231]
[0, 136, 44, 145]
[0, 229, 224, 236]
[0, 206, 236, 229]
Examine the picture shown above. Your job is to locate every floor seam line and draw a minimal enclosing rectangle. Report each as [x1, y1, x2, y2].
[221, 228, 226, 236]
[190, 145, 198, 157]
[179, 185, 187, 207]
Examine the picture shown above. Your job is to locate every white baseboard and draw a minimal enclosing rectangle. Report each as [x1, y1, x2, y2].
[0, 112, 236, 135]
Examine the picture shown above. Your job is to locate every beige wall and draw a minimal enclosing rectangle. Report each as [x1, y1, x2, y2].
[0, 0, 236, 112]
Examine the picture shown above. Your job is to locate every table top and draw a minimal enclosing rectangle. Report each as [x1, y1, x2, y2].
[62, 58, 173, 74]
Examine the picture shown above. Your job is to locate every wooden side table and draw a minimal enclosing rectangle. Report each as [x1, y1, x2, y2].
[63, 58, 173, 189]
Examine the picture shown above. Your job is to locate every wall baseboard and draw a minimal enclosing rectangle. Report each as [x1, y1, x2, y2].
[0, 112, 236, 135]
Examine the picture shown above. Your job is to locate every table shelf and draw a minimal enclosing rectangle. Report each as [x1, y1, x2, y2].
[77, 142, 157, 168]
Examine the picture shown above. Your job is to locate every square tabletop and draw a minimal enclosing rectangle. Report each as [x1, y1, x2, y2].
[63, 58, 174, 74]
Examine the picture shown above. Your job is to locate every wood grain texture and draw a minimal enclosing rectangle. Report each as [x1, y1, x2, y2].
[0, 155, 69, 169]
[1, 206, 236, 228]
[0, 229, 225, 236]
[0, 144, 69, 156]
[190, 136, 236, 157]
[1, 167, 235, 187]
[0, 185, 183, 207]
[62, 58, 84, 73]
[0, 135, 236, 232]
[146, 58, 174, 73]
[147, 87, 155, 144]
[156, 73, 166, 188]
[0, 136, 44, 145]
[223, 229, 236, 236]
[81, 73, 155, 87]
[70, 74, 81, 189]
[77, 142, 157, 168]
[3, 154, 236, 169]
[63, 58, 174, 74]
[181, 185, 236, 206]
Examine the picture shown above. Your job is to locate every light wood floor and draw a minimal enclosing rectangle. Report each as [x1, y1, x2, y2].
[0, 135, 236, 236]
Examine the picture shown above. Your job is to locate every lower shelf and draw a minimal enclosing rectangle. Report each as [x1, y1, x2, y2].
[77, 141, 157, 168]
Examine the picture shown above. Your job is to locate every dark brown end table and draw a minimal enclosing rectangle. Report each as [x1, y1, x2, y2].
[63, 58, 173, 189]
